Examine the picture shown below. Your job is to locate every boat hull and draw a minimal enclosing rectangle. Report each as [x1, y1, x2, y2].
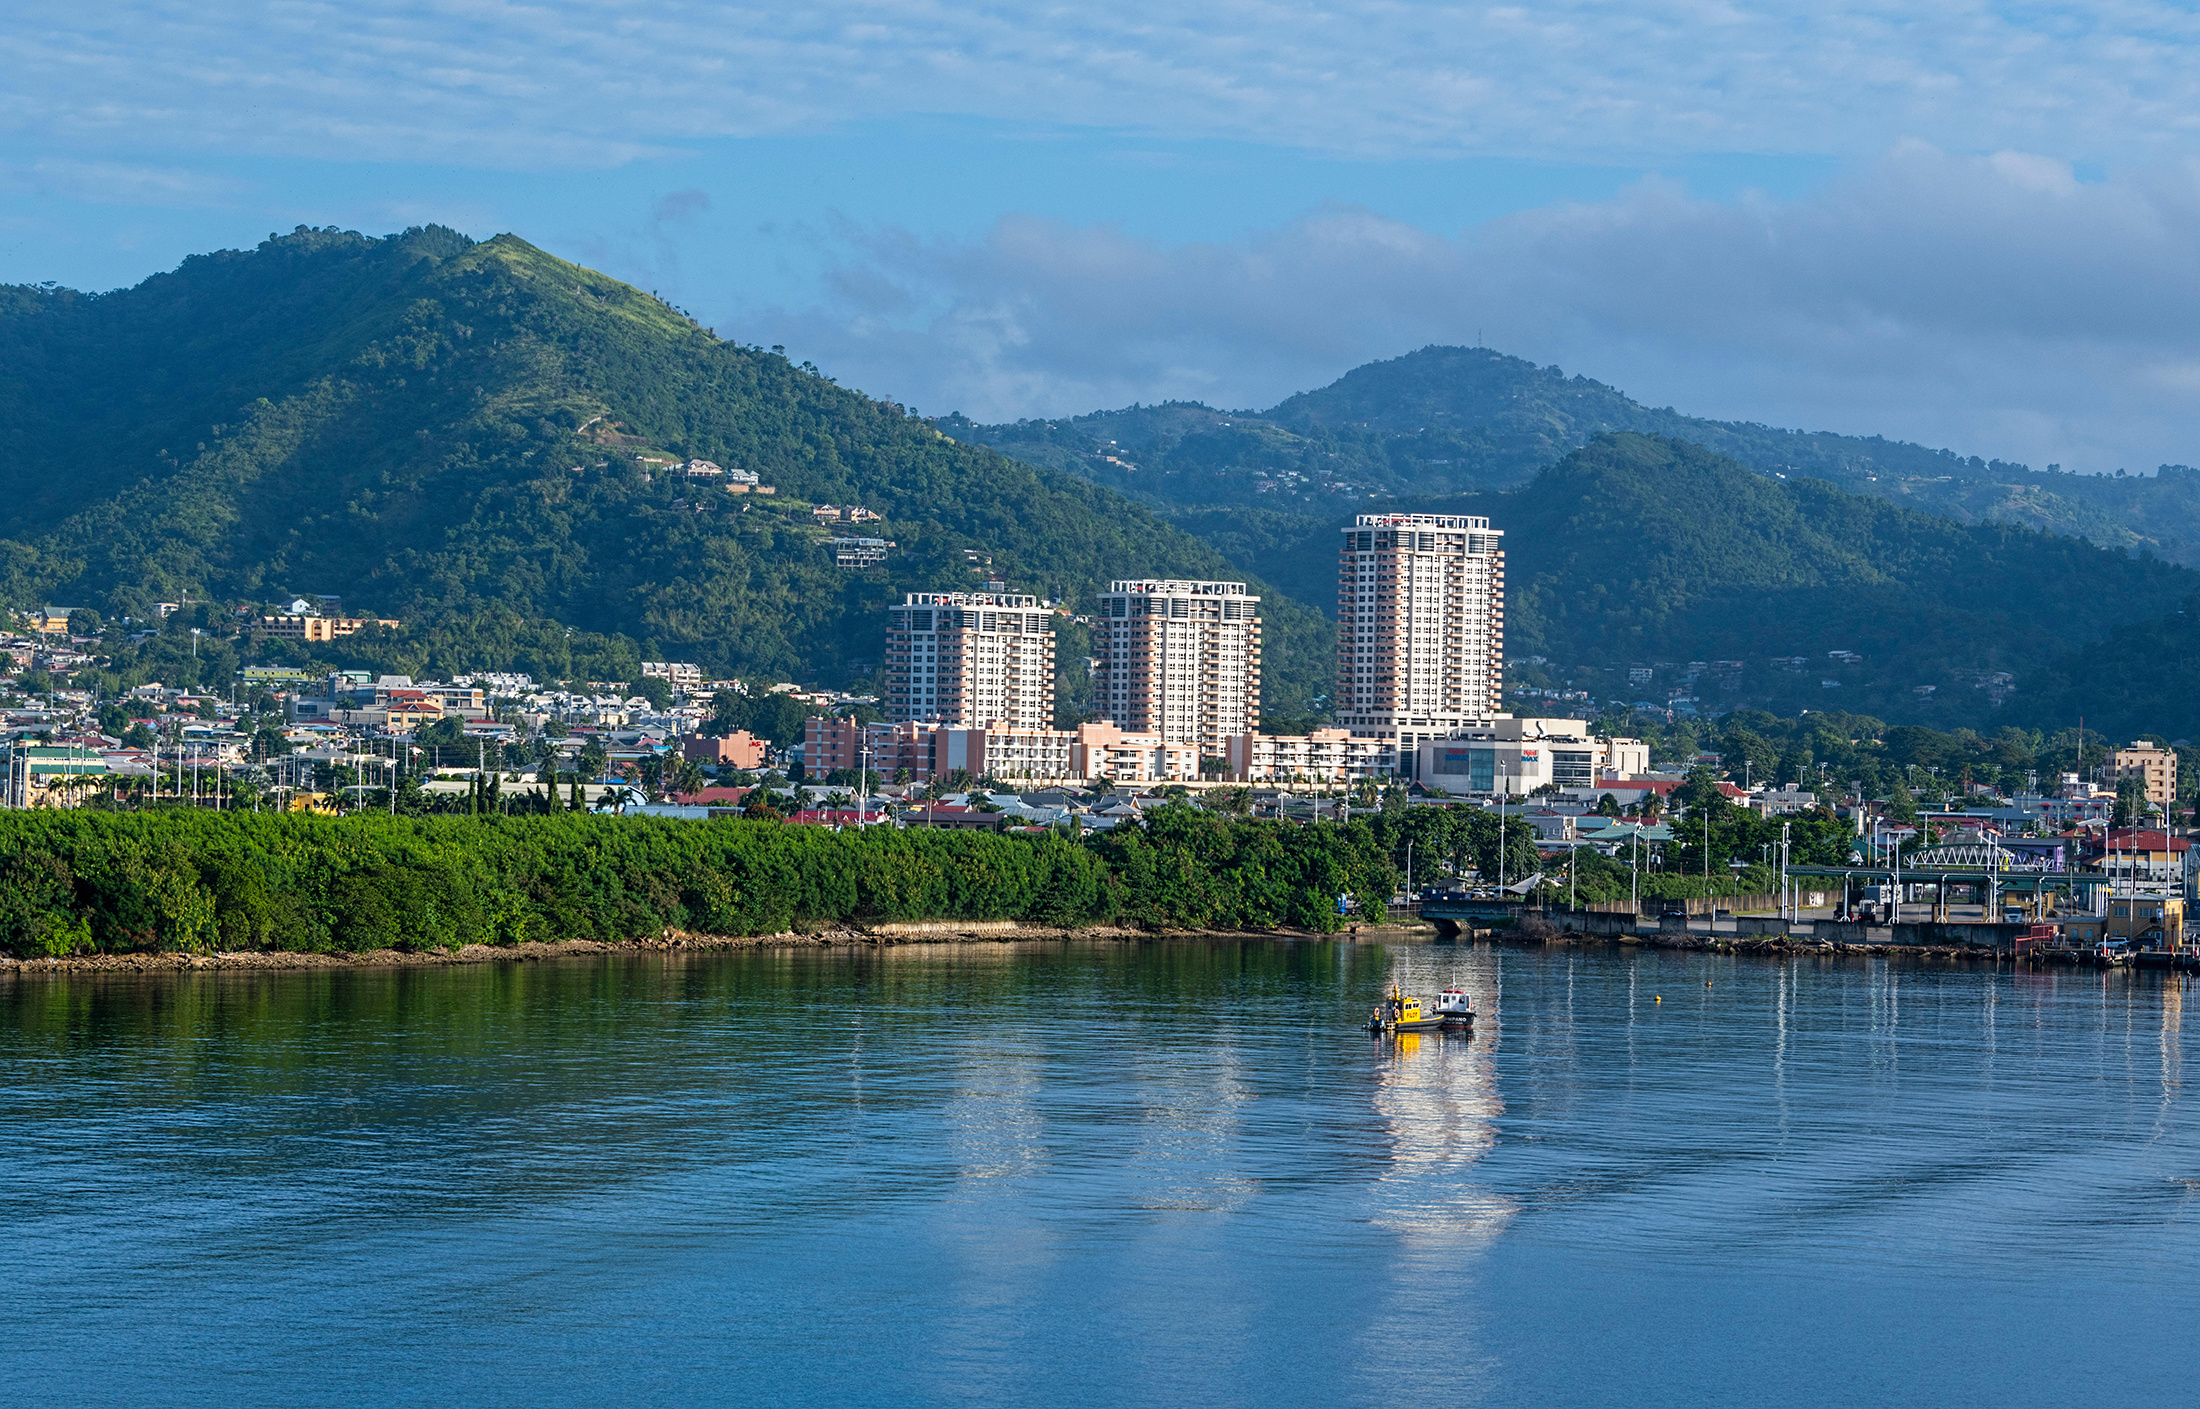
[1383, 1016, 1448, 1032]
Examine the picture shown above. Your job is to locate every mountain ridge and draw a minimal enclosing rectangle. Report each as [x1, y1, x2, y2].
[8, 234, 2198, 741]
[0, 227, 1334, 719]
[957, 345, 2200, 566]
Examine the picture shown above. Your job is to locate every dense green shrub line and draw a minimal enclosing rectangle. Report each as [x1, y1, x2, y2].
[0, 809, 1395, 958]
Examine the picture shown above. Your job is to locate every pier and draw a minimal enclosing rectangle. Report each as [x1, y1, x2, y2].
[1416, 895, 2200, 969]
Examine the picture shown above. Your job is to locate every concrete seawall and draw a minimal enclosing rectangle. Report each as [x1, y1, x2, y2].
[1533, 907, 2029, 951]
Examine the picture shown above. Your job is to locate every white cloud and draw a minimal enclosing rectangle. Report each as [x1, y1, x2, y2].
[10, 2, 2200, 167]
[0, 157, 242, 205]
[732, 145, 2200, 474]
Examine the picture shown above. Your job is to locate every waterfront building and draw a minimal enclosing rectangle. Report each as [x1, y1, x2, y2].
[885, 592, 1055, 729]
[1094, 579, 1261, 766]
[1334, 513, 1505, 764]
[2107, 893, 2186, 949]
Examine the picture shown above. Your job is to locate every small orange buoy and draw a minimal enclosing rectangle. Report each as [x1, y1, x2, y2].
[1654, 995, 1662, 1003]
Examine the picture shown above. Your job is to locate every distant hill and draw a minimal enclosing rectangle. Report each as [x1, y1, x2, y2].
[959, 347, 2200, 734]
[13, 243, 2198, 742]
[956, 344, 2200, 565]
[0, 227, 1335, 721]
[2014, 601, 2200, 743]
[1158, 435, 2200, 732]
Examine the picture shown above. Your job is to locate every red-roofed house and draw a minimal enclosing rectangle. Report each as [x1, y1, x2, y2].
[672, 786, 754, 808]
[1584, 779, 1748, 808]
[2084, 829, 2191, 890]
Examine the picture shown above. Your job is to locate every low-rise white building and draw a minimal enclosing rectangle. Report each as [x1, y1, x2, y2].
[1074, 721, 1199, 783]
[1414, 718, 1649, 795]
[1226, 728, 1397, 784]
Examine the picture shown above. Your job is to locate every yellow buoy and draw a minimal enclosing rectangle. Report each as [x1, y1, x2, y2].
[1654, 995, 1662, 1003]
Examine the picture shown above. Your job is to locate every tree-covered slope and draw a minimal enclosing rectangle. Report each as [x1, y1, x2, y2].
[0, 227, 1330, 718]
[1170, 435, 2198, 727]
[1480, 436, 2191, 699]
[961, 344, 2200, 567]
[2002, 597, 2200, 742]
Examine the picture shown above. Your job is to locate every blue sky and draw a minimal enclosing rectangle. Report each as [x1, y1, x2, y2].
[8, 2, 2200, 472]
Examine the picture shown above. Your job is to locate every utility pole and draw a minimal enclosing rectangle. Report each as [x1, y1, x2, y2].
[859, 725, 872, 828]
[1780, 820, 1792, 921]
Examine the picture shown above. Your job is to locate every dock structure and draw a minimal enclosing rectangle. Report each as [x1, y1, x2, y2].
[1419, 895, 2200, 969]
[1783, 863, 2105, 917]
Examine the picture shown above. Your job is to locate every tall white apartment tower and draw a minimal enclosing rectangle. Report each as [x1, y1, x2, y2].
[1335, 513, 1504, 750]
[885, 592, 1055, 728]
[1095, 579, 1261, 763]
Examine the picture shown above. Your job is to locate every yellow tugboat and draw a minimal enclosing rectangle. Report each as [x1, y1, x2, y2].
[1367, 983, 1447, 1033]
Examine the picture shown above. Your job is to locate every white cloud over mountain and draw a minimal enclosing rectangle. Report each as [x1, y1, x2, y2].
[740, 145, 2200, 474]
[10, 2, 2200, 473]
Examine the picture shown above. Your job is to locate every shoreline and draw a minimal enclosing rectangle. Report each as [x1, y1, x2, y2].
[0, 920, 2086, 978]
[0, 923, 1364, 976]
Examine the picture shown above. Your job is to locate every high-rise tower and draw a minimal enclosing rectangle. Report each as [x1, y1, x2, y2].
[1095, 579, 1261, 764]
[885, 592, 1055, 728]
[1334, 514, 1504, 746]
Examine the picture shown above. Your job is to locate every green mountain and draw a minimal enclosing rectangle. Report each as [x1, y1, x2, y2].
[957, 344, 2200, 565]
[12, 240, 2194, 742]
[0, 226, 1331, 721]
[962, 347, 2200, 737]
[1455, 435, 2194, 729]
[1119, 434, 2200, 736]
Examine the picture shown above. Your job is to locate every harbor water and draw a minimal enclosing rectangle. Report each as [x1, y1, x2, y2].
[4, 939, 2196, 1406]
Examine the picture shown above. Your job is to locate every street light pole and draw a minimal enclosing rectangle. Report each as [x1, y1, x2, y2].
[1781, 820, 1792, 921]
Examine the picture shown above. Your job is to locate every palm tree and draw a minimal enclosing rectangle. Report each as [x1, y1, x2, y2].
[672, 757, 706, 798]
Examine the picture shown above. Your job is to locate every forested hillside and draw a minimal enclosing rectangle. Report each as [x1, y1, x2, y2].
[0, 227, 1330, 719]
[1162, 435, 2200, 731]
[10, 234, 2193, 739]
[1476, 436, 2194, 725]
[960, 344, 2200, 566]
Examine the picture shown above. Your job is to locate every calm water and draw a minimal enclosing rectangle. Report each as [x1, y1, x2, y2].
[4, 940, 2197, 1407]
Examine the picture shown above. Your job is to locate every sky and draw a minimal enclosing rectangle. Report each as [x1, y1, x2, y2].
[8, 2, 2200, 472]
